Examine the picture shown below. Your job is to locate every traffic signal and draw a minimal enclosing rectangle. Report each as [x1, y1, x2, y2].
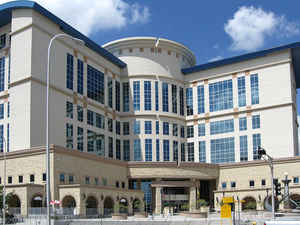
[275, 182, 281, 196]
[257, 146, 266, 159]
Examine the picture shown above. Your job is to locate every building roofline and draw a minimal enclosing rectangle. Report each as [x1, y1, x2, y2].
[0, 0, 126, 68]
[182, 42, 300, 88]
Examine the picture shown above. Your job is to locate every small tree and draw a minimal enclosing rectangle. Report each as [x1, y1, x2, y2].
[196, 199, 208, 209]
[0, 187, 15, 211]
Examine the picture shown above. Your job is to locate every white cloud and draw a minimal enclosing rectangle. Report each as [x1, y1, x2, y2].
[208, 56, 223, 62]
[0, 0, 150, 36]
[225, 6, 300, 51]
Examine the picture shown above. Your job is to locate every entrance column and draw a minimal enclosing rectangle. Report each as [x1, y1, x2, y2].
[154, 187, 162, 214]
[189, 185, 196, 212]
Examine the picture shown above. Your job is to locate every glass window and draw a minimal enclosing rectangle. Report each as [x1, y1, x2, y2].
[293, 177, 299, 184]
[134, 139, 142, 161]
[95, 177, 99, 185]
[156, 139, 160, 161]
[261, 179, 266, 186]
[116, 121, 121, 135]
[181, 143, 185, 162]
[7, 102, 9, 118]
[222, 182, 226, 189]
[144, 81, 151, 110]
[238, 77, 246, 107]
[77, 59, 84, 95]
[116, 139, 121, 160]
[77, 127, 84, 151]
[69, 175, 74, 184]
[179, 87, 184, 116]
[172, 84, 177, 113]
[187, 142, 194, 161]
[155, 81, 159, 111]
[0, 124, 3, 152]
[123, 82, 130, 112]
[96, 134, 105, 156]
[199, 141, 206, 162]
[173, 124, 178, 136]
[8, 176, 12, 184]
[66, 53, 74, 90]
[18, 175, 23, 183]
[251, 74, 259, 105]
[231, 181, 236, 188]
[115, 81, 120, 111]
[239, 117, 247, 131]
[252, 115, 260, 129]
[123, 140, 130, 161]
[0, 34, 6, 49]
[187, 125, 194, 138]
[198, 124, 205, 137]
[123, 122, 130, 135]
[186, 87, 193, 116]
[162, 83, 169, 112]
[107, 77, 113, 108]
[85, 176, 90, 184]
[173, 141, 178, 161]
[77, 105, 83, 122]
[163, 122, 169, 135]
[107, 118, 113, 132]
[209, 79, 233, 112]
[0, 104, 4, 119]
[59, 173, 65, 183]
[116, 181, 119, 188]
[145, 121, 152, 134]
[0, 57, 5, 92]
[87, 110, 94, 126]
[240, 135, 248, 161]
[133, 121, 140, 135]
[96, 113, 105, 129]
[249, 180, 255, 187]
[133, 81, 140, 111]
[156, 121, 159, 135]
[87, 65, 104, 104]
[253, 133, 261, 160]
[108, 137, 113, 158]
[66, 123, 73, 149]
[197, 85, 205, 114]
[163, 140, 170, 161]
[30, 174, 35, 183]
[145, 139, 152, 161]
[6, 124, 9, 152]
[180, 126, 185, 138]
[87, 130, 95, 152]
[211, 137, 235, 163]
[42, 173, 46, 182]
[66, 101, 73, 119]
[210, 119, 234, 135]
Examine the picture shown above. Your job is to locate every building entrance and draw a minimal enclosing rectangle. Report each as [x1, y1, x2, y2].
[162, 187, 189, 213]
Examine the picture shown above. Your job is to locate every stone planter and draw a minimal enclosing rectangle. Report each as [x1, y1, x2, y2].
[242, 210, 258, 215]
[200, 206, 209, 213]
[179, 211, 208, 218]
[134, 212, 147, 218]
[112, 213, 128, 220]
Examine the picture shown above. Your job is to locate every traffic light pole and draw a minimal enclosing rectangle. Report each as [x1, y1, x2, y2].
[270, 161, 275, 221]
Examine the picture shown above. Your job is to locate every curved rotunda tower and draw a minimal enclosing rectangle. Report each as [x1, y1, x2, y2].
[103, 37, 196, 162]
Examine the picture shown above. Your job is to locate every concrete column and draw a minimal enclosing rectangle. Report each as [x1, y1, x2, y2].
[189, 186, 196, 212]
[128, 200, 133, 215]
[154, 187, 162, 214]
[99, 199, 104, 216]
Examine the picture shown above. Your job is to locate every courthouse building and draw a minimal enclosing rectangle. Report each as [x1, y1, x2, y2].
[0, 0, 300, 216]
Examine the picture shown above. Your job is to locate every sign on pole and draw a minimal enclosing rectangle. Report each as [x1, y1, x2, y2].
[222, 197, 234, 204]
[221, 204, 231, 218]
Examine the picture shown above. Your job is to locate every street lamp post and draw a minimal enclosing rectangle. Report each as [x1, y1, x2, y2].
[46, 34, 84, 225]
[2, 137, 7, 225]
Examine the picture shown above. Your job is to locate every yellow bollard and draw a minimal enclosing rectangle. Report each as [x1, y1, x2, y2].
[252, 222, 257, 225]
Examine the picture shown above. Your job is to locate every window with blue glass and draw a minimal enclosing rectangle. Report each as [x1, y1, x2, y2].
[144, 81, 151, 110]
[173, 141, 178, 161]
[87, 65, 104, 104]
[162, 83, 169, 112]
[238, 77, 246, 107]
[108, 119, 113, 133]
[123, 122, 130, 135]
[210, 119, 234, 135]
[251, 74, 259, 105]
[87, 110, 94, 125]
[181, 143, 185, 162]
[211, 137, 235, 163]
[77, 59, 84, 95]
[180, 126, 185, 138]
[198, 124, 205, 137]
[239, 117, 247, 131]
[155, 81, 159, 111]
[252, 115, 260, 129]
[173, 124, 178, 136]
[172, 84, 177, 113]
[133, 121, 140, 135]
[77, 105, 83, 122]
[145, 139, 152, 161]
[66, 123, 73, 149]
[123, 82, 130, 112]
[240, 135, 248, 161]
[0, 34, 6, 49]
[187, 125, 194, 138]
[66, 54, 74, 90]
[163, 140, 170, 161]
[108, 77, 113, 108]
[116, 139, 121, 160]
[77, 127, 83, 151]
[222, 182, 227, 189]
[66, 102, 73, 119]
[6, 124, 9, 152]
[96, 134, 105, 156]
[0, 104, 4, 119]
[187, 142, 194, 162]
[0, 124, 3, 152]
[134, 139, 142, 161]
[7, 102, 9, 118]
[116, 121, 121, 135]
[199, 141, 206, 162]
[179, 87, 184, 116]
[108, 137, 113, 158]
[141, 181, 152, 212]
[115, 81, 120, 112]
[123, 140, 130, 161]
[186, 87, 193, 116]
[0, 57, 5, 92]
[96, 113, 105, 129]
[156, 139, 160, 162]
[87, 130, 94, 152]
[197, 85, 205, 114]
[156, 121, 159, 135]
[145, 121, 152, 134]
[209, 79, 233, 112]
[253, 133, 261, 160]
[163, 122, 169, 135]
[133, 81, 140, 111]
